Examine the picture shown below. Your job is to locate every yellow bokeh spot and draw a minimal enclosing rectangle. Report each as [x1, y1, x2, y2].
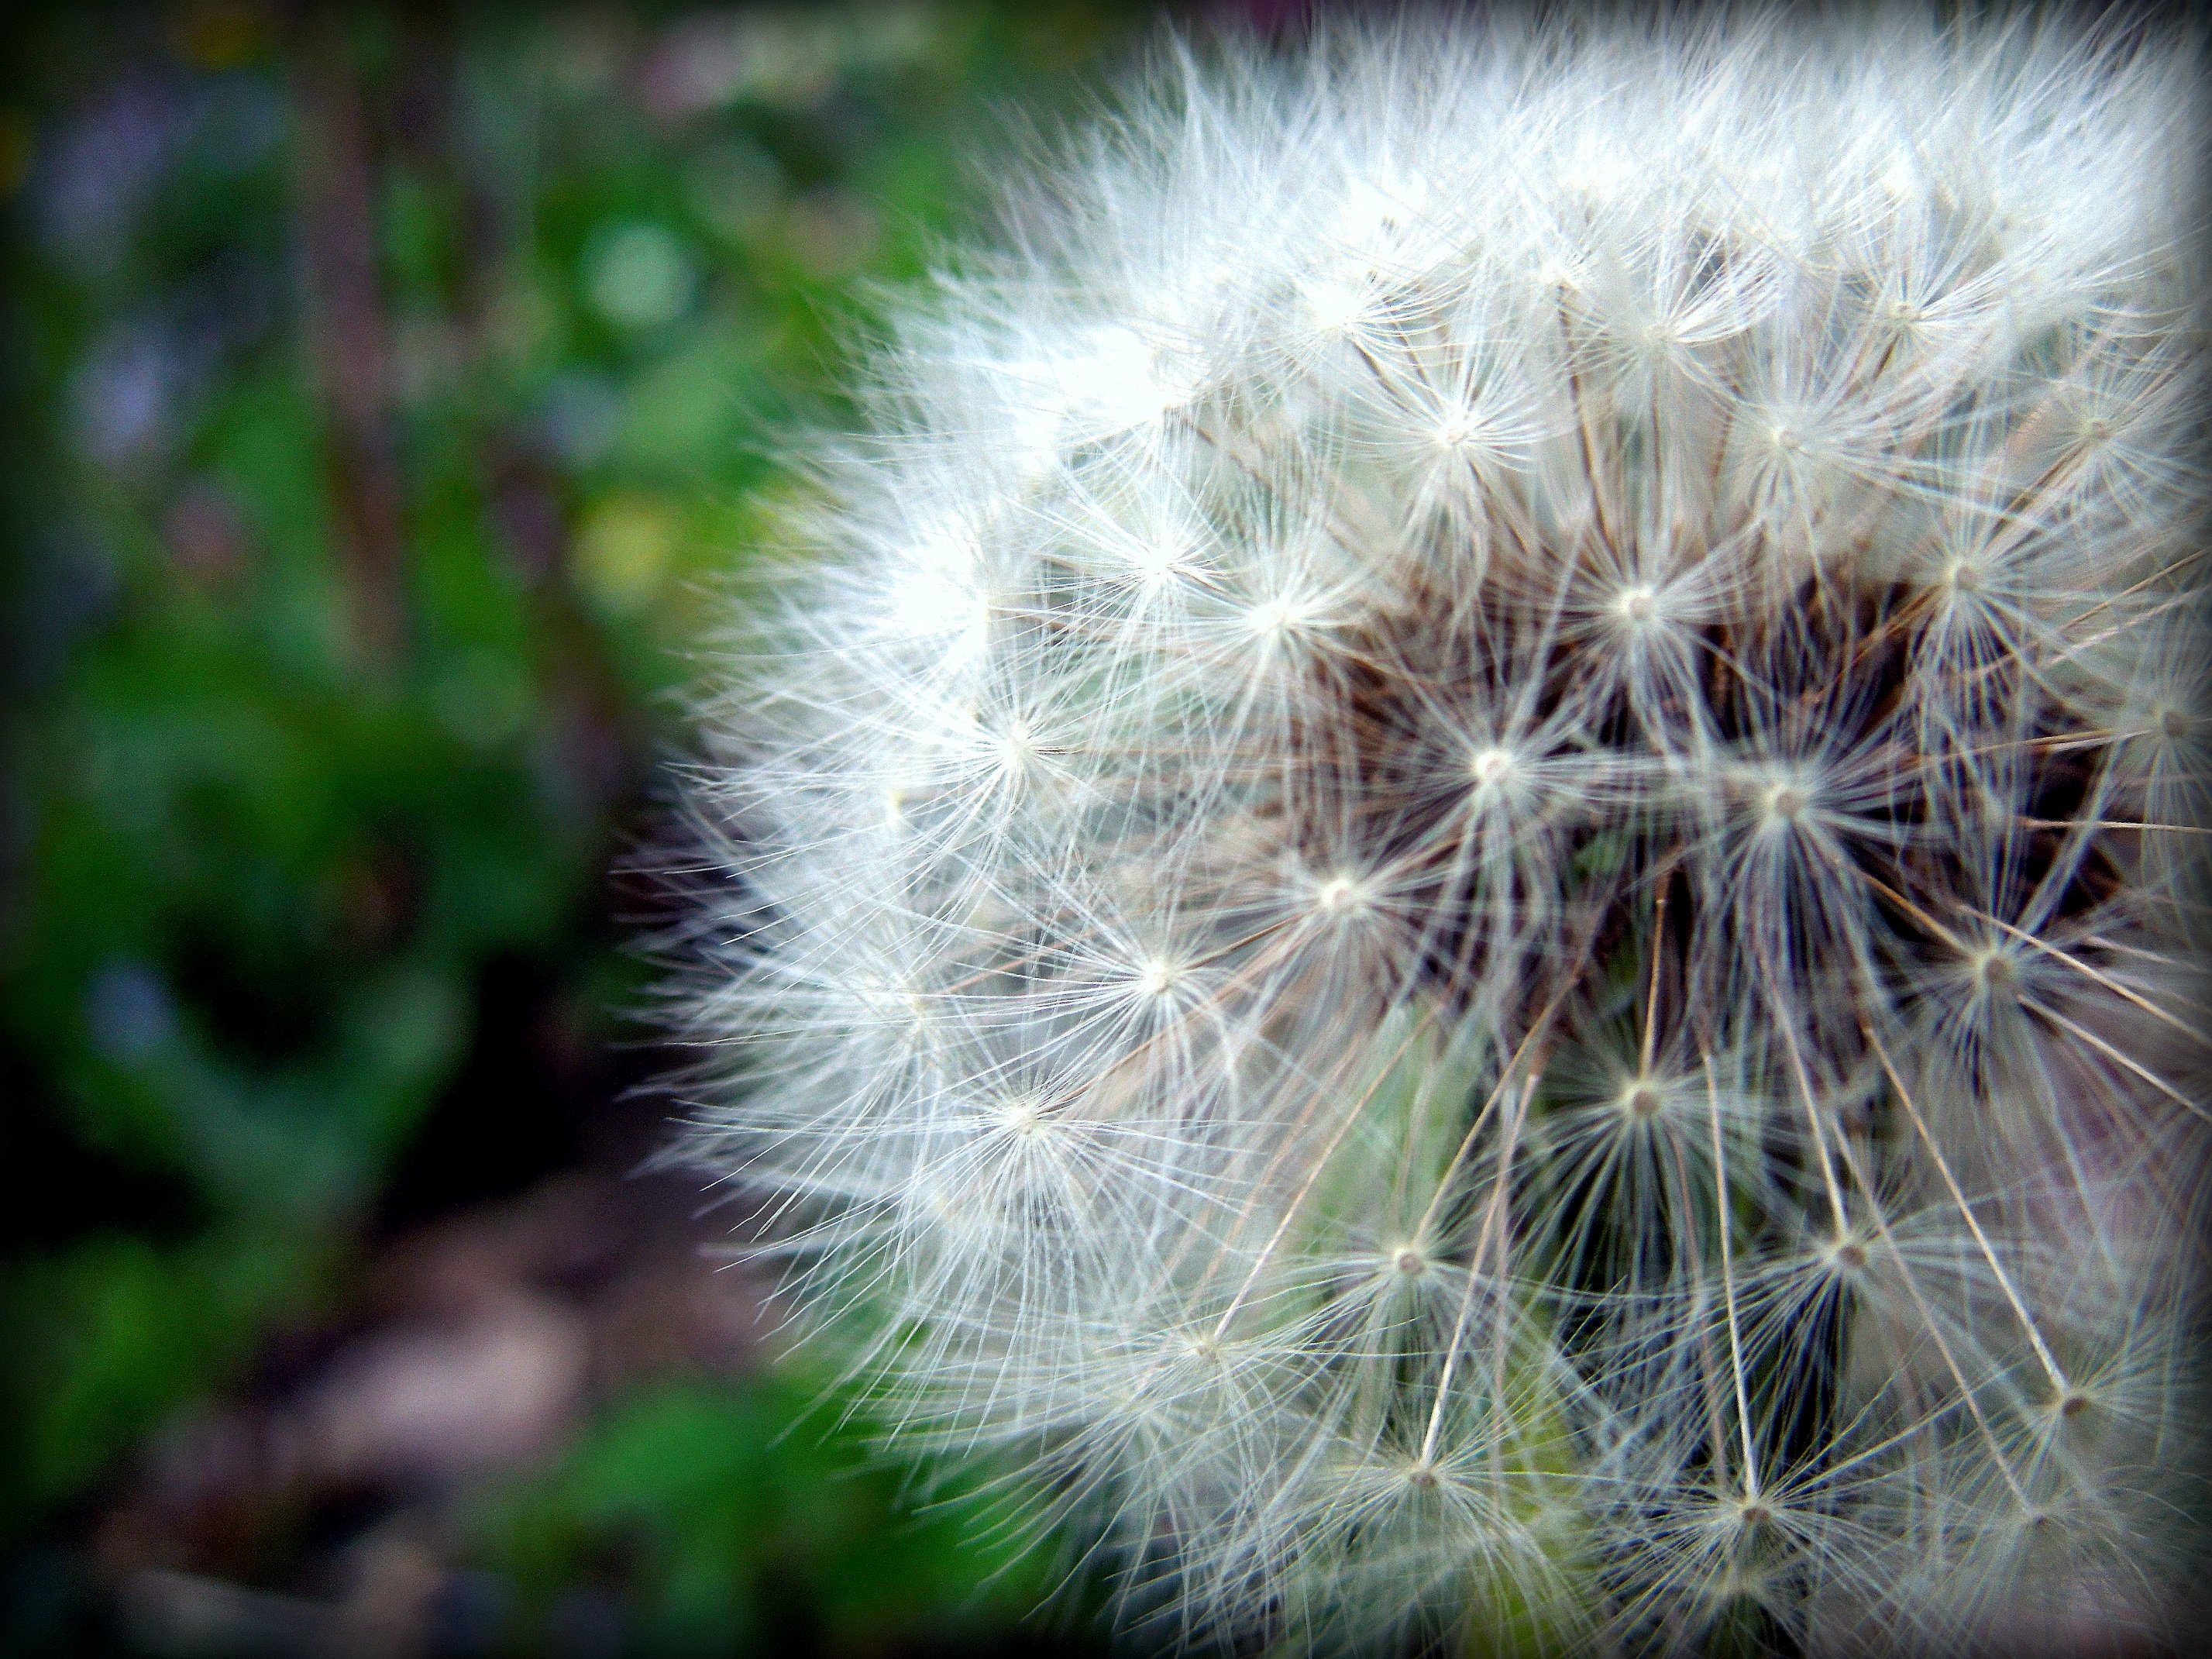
[170, 2, 269, 71]
[572, 493, 678, 618]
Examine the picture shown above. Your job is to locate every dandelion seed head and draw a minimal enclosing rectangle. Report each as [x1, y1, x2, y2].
[670, 11, 2211, 1653]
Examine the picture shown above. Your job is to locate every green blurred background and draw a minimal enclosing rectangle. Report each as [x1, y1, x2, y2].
[0, 4, 1291, 1652]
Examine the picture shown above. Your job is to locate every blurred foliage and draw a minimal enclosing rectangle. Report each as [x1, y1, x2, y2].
[480, 1377, 1068, 1656]
[0, 3, 1147, 1650]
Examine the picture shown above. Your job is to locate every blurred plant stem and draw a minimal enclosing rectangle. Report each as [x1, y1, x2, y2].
[293, 12, 407, 670]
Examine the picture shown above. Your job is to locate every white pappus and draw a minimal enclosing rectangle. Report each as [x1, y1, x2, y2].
[667, 10, 2210, 1655]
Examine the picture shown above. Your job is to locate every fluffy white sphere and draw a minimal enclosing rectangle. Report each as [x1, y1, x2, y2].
[673, 12, 2209, 1654]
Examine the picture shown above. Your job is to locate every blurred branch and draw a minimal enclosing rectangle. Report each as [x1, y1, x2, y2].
[291, 15, 408, 669]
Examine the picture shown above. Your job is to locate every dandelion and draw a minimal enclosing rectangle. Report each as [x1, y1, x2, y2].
[669, 11, 2209, 1654]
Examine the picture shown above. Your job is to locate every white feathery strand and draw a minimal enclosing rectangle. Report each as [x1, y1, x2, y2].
[1704, 1053, 1762, 1505]
[1859, 1017, 2070, 1399]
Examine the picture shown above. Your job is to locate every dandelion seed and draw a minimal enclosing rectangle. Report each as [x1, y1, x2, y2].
[1469, 746, 1515, 788]
[1135, 956, 1182, 1000]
